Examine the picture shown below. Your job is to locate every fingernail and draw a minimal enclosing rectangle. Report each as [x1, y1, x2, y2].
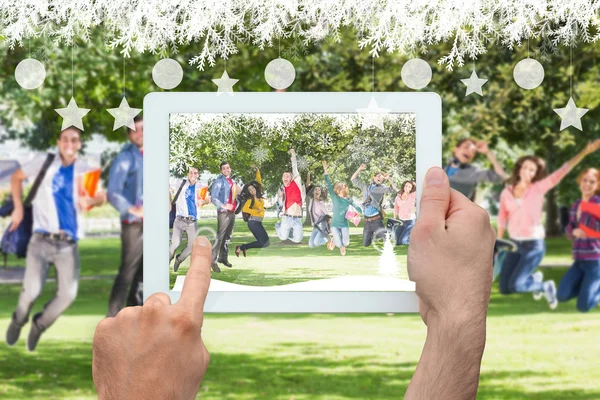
[426, 168, 445, 187]
[194, 236, 210, 247]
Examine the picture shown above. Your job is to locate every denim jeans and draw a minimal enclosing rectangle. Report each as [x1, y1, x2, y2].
[276, 216, 303, 243]
[240, 221, 270, 251]
[309, 227, 328, 248]
[395, 219, 415, 245]
[362, 217, 386, 247]
[557, 259, 600, 312]
[332, 227, 350, 248]
[499, 239, 545, 294]
[14, 233, 80, 330]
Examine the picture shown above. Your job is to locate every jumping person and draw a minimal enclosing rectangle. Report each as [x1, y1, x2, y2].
[323, 161, 362, 255]
[308, 183, 330, 248]
[169, 167, 209, 272]
[444, 138, 508, 201]
[275, 149, 306, 243]
[235, 165, 270, 257]
[557, 168, 600, 312]
[497, 140, 600, 309]
[5, 126, 105, 350]
[106, 116, 145, 318]
[393, 181, 417, 245]
[351, 163, 398, 247]
[210, 162, 240, 272]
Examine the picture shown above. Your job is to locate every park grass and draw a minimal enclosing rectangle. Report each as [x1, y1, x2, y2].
[1, 236, 598, 399]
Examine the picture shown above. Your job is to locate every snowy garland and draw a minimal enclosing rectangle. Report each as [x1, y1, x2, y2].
[1, 0, 599, 70]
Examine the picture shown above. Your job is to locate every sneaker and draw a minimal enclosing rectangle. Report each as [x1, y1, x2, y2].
[532, 271, 544, 301]
[543, 280, 558, 310]
[211, 263, 221, 273]
[6, 313, 24, 346]
[219, 260, 233, 268]
[173, 257, 182, 273]
[340, 247, 346, 256]
[26, 314, 44, 352]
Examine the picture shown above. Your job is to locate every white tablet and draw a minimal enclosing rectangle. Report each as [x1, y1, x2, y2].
[143, 92, 441, 313]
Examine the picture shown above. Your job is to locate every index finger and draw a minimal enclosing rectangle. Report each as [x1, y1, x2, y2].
[177, 236, 212, 317]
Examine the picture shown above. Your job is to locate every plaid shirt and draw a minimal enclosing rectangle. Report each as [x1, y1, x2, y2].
[566, 195, 600, 260]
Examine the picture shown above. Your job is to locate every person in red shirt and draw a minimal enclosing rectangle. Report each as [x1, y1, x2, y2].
[275, 149, 306, 243]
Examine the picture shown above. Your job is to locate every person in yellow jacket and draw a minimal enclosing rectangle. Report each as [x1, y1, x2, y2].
[235, 165, 270, 257]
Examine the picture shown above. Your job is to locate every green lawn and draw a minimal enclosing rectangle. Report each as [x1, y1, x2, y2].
[1, 237, 599, 399]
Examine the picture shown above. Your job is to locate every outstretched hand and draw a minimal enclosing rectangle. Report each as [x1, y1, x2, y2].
[585, 139, 600, 155]
[92, 237, 212, 400]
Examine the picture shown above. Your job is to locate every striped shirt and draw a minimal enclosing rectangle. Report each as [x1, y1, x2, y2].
[566, 195, 600, 261]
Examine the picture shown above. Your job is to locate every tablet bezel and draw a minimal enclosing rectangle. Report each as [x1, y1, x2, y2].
[143, 92, 441, 313]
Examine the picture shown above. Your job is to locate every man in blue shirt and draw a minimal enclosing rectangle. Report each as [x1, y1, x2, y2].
[210, 162, 240, 272]
[169, 167, 209, 272]
[106, 116, 144, 317]
[5, 126, 105, 351]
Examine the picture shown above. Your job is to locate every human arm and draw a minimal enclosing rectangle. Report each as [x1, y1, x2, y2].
[405, 167, 494, 400]
[210, 178, 232, 210]
[383, 174, 399, 192]
[539, 140, 600, 193]
[394, 196, 400, 219]
[497, 190, 509, 239]
[93, 236, 212, 400]
[107, 153, 140, 217]
[477, 141, 508, 180]
[8, 168, 27, 232]
[322, 162, 336, 198]
[350, 163, 367, 182]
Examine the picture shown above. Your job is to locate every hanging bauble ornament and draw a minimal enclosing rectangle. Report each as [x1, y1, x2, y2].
[513, 58, 544, 90]
[401, 58, 432, 90]
[264, 58, 296, 90]
[15, 58, 46, 89]
[152, 58, 183, 90]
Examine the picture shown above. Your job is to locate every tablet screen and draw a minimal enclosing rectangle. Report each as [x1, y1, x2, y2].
[168, 112, 416, 292]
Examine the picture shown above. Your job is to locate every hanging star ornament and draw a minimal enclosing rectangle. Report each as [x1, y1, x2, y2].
[55, 97, 91, 131]
[461, 70, 488, 97]
[356, 97, 390, 131]
[107, 97, 142, 131]
[553, 97, 589, 131]
[212, 70, 239, 95]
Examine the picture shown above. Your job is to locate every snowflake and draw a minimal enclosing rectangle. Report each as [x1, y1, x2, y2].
[1, 1, 599, 70]
[319, 134, 333, 149]
[251, 146, 271, 165]
[296, 155, 309, 172]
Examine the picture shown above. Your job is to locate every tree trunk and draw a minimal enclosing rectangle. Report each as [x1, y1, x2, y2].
[545, 144, 561, 237]
[304, 197, 313, 226]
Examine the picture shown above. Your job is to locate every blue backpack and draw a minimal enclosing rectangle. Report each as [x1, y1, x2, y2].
[1, 153, 55, 265]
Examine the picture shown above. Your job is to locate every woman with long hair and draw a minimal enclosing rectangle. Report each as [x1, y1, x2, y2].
[497, 140, 600, 309]
[308, 184, 330, 248]
[235, 165, 270, 257]
[393, 180, 417, 245]
[557, 168, 600, 312]
[322, 161, 362, 256]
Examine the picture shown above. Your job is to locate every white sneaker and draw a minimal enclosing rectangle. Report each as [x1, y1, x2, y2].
[532, 271, 544, 301]
[543, 280, 558, 310]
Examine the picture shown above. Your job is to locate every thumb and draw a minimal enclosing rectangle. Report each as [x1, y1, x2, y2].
[417, 167, 451, 233]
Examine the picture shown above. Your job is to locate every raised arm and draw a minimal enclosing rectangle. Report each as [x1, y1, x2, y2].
[251, 165, 262, 185]
[351, 163, 367, 182]
[477, 141, 508, 180]
[322, 161, 335, 197]
[290, 149, 299, 180]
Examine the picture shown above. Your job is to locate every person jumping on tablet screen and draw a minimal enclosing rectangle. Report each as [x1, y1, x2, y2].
[169, 166, 210, 272]
[235, 165, 270, 257]
[93, 167, 496, 400]
[6, 126, 105, 351]
[275, 149, 306, 243]
[557, 168, 600, 312]
[210, 162, 241, 272]
[351, 163, 398, 247]
[393, 180, 417, 246]
[497, 140, 600, 309]
[106, 116, 145, 318]
[306, 176, 331, 248]
[323, 160, 362, 255]
[444, 138, 508, 201]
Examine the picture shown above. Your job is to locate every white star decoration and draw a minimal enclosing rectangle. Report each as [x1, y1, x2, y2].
[461, 70, 488, 97]
[212, 70, 239, 95]
[107, 97, 142, 131]
[553, 97, 589, 131]
[55, 97, 91, 131]
[356, 97, 390, 131]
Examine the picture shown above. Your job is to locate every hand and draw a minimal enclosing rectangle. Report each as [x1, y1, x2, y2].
[476, 141, 489, 155]
[584, 139, 600, 155]
[289, 149, 295, 156]
[9, 206, 24, 232]
[93, 236, 212, 400]
[382, 173, 390, 180]
[128, 206, 144, 218]
[573, 228, 587, 239]
[359, 164, 367, 171]
[408, 167, 494, 326]
[222, 204, 234, 211]
[322, 160, 328, 170]
[78, 196, 91, 212]
[251, 165, 258, 171]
